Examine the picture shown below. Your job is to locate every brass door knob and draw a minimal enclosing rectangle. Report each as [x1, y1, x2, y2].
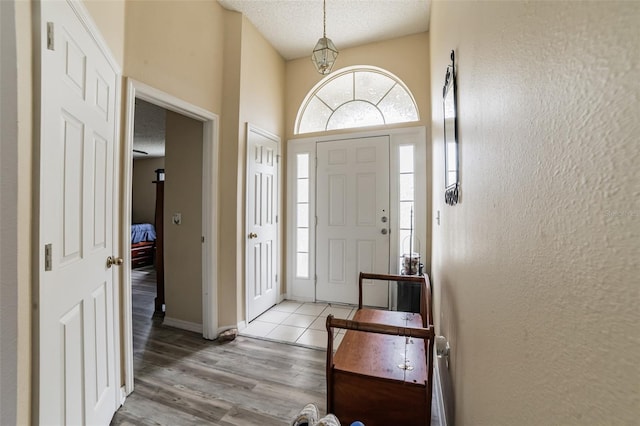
[106, 256, 124, 268]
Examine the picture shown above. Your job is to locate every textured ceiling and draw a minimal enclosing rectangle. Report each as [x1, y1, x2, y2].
[218, 0, 431, 60]
[133, 99, 165, 159]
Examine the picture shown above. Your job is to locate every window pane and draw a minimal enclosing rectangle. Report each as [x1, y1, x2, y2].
[297, 253, 309, 278]
[297, 228, 309, 252]
[378, 84, 419, 124]
[399, 173, 414, 201]
[447, 171, 457, 186]
[316, 73, 353, 109]
[296, 67, 421, 135]
[355, 71, 395, 104]
[297, 178, 309, 203]
[327, 101, 384, 131]
[399, 145, 414, 173]
[297, 203, 309, 228]
[446, 142, 458, 172]
[298, 96, 332, 134]
[399, 230, 413, 254]
[400, 201, 414, 229]
[297, 153, 309, 178]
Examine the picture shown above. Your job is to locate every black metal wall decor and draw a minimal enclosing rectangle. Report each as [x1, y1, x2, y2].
[443, 50, 459, 206]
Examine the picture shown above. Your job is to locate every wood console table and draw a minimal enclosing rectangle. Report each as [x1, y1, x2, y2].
[326, 273, 434, 426]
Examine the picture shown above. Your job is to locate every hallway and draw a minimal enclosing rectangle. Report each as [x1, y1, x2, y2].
[111, 267, 327, 425]
[111, 268, 442, 425]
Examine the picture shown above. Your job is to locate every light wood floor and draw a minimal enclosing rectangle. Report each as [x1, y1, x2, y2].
[110, 266, 326, 425]
[111, 266, 441, 425]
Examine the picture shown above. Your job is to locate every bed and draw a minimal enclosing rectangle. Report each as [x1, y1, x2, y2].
[131, 223, 156, 268]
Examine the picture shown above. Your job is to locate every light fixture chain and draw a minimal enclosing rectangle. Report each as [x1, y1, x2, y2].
[323, 0, 327, 38]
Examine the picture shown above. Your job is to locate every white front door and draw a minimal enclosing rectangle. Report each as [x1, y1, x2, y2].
[316, 136, 390, 306]
[38, 2, 119, 424]
[246, 126, 279, 322]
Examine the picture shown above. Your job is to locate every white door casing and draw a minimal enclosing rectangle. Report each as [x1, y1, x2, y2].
[246, 125, 280, 322]
[316, 136, 391, 306]
[37, 1, 120, 424]
[122, 79, 220, 394]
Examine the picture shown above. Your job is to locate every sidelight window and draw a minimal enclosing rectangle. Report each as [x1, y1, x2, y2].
[295, 153, 310, 278]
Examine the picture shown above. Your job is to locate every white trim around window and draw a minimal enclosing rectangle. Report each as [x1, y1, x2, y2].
[286, 126, 427, 302]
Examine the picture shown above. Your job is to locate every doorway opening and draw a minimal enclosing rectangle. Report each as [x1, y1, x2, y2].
[122, 79, 219, 395]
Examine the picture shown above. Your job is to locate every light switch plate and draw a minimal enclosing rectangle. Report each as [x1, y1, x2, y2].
[172, 213, 182, 225]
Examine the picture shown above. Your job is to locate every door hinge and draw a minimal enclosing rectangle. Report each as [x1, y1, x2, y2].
[315, 216, 318, 226]
[201, 236, 205, 243]
[47, 22, 54, 51]
[44, 244, 52, 271]
[276, 215, 279, 224]
[275, 274, 278, 282]
[276, 155, 281, 163]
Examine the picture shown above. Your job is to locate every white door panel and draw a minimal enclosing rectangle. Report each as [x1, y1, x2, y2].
[39, 1, 118, 424]
[246, 127, 279, 322]
[316, 136, 390, 306]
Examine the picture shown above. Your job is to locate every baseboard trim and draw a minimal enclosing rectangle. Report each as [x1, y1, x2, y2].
[287, 296, 315, 303]
[163, 317, 203, 334]
[236, 320, 247, 331]
[434, 359, 448, 426]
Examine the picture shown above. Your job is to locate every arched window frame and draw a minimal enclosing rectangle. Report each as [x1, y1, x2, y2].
[294, 65, 420, 135]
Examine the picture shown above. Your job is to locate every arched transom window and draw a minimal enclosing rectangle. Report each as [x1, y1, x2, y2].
[295, 66, 419, 134]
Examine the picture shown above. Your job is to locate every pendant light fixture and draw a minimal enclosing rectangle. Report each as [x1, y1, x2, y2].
[311, 0, 338, 75]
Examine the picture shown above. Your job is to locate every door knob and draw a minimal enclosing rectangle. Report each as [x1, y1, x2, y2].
[381, 229, 388, 235]
[106, 256, 124, 268]
[248, 232, 258, 239]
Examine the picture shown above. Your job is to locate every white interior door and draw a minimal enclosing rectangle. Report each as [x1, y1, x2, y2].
[246, 126, 279, 322]
[316, 136, 390, 306]
[38, 2, 119, 424]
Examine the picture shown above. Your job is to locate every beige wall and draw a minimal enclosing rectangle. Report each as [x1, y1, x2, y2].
[124, 1, 255, 328]
[238, 15, 286, 319]
[218, 12, 286, 326]
[163, 112, 203, 325]
[218, 10, 243, 327]
[82, 0, 125, 67]
[124, 0, 225, 114]
[430, 1, 639, 424]
[132, 157, 165, 224]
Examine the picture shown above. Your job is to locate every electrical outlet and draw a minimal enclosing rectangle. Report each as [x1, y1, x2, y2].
[172, 213, 182, 225]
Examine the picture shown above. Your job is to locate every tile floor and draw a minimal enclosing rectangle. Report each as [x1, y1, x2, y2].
[240, 300, 357, 350]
